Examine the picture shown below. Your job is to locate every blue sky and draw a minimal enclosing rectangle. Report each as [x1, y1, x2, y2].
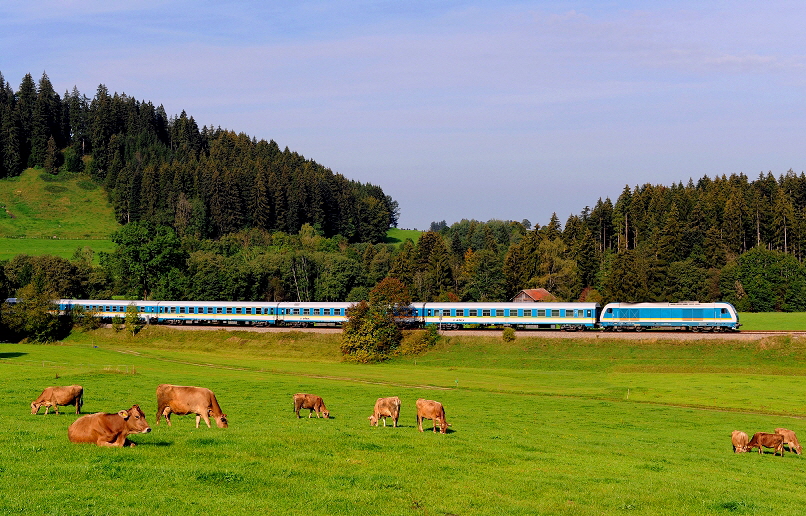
[2, 1, 805, 230]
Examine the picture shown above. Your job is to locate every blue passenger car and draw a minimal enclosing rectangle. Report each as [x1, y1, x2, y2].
[598, 302, 739, 331]
[411, 302, 600, 330]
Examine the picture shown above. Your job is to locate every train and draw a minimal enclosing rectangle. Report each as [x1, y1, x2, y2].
[26, 298, 740, 332]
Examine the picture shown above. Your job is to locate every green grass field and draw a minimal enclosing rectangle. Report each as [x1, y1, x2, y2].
[0, 168, 120, 239]
[385, 227, 422, 245]
[738, 312, 806, 331]
[2, 329, 806, 514]
[0, 238, 116, 262]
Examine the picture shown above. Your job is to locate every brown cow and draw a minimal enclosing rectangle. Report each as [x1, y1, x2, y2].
[31, 385, 84, 415]
[155, 384, 228, 428]
[368, 396, 401, 427]
[731, 430, 749, 453]
[746, 432, 785, 456]
[293, 393, 329, 419]
[67, 405, 151, 447]
[416, 398, 450, 434]
[775, 428, 802, 455]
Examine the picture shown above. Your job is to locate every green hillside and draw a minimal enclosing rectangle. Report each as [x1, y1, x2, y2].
[0, 169, 119, 258]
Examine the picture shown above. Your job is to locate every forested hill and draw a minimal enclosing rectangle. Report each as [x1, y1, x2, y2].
[0, 72, 398, 243]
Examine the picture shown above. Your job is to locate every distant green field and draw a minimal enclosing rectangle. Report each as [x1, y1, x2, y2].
[0, 238, 115, 262]
[385, 227, 421, 245]
[0, 168, 120, 239]
[3, 329, 806, 514]
[739, 312, 806, 331]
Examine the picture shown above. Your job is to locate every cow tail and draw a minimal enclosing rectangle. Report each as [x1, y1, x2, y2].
[78, 389, 84, 413]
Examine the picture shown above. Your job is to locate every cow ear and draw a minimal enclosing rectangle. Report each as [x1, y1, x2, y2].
[118, 410, 129, 419]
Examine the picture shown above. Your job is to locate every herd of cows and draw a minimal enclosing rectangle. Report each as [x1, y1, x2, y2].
[32, 384, 802, 455]
[30, 384, 451, 447]
[731, 429, 803, 456]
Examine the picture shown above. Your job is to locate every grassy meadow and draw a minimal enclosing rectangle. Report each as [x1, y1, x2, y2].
[3, 329, 806, 515]
[0, 168, 118, 262]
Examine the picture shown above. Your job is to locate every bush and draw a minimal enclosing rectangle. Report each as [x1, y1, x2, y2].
[502, 327, 516, 342]
[397, 325, 441, 356]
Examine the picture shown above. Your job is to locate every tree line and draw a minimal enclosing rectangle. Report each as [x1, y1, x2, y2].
[0, 71, 397, 242]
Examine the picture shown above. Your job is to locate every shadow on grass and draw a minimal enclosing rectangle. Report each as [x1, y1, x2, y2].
[138, 440, 173, 447]
[0, 352, 27, 359]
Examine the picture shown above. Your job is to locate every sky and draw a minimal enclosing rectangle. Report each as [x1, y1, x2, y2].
[2, 1, 806, 230]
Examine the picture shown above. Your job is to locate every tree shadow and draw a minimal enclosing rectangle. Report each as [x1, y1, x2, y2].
[0, 352, 27, 359]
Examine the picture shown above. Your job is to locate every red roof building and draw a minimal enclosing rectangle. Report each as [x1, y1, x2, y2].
[511, 288, 557, 302]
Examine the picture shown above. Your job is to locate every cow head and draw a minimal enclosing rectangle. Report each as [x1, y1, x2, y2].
[119, 405, 152, 434]
[368, 415, 378, 426]
[437, 417, 451, 434]
[213, 411, 229, 428]
[30, 402, 42, 415]
[322, 409, 330, 419]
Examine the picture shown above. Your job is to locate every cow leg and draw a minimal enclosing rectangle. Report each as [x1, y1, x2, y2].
[199, 412, 212, 428]
[55, 405, 60, 415]
[417, 415, 423, 432]
[162, 407, 173, 427]
[382, 417, 386, 427]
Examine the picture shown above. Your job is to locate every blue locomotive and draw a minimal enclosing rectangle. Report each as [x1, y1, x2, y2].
[37, 298, 739, 331]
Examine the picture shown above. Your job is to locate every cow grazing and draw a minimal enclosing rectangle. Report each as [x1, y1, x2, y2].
[293, 393, 330, 419]
[415, 398, 450, 434]
[369, 397, 401, 427]
[731, 430, 749, 453]
[67, 405, 151, 447]
[775, 428, 802, 455]
[155, 384, 228, 428]
[31, 385, 84, 415]
[746, 432, 785, 456]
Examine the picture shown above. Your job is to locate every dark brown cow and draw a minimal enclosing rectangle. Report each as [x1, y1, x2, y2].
[746, 432, 785, 456]
[31, 385, 84, 415]
[775, 428, 802, 455]
[67, 405, 151, 447]
[155, 384, 228, 428]
[731, 430, 749, 453]
[293, 393, 329, 419]
[416, 398, 450, 434]
[368, 396, 401, 427]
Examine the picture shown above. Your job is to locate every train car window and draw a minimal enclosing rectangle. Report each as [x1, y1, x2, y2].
[293, 309, 300, 315]
[606, 308, 613, 314]
[482, 309, 491, 317]
[721, 308, 728, 315]
[551, 309, 560, 317]
[537, 309, 546, 317]
[224, 307, 231, 314]
[586, 310, 592, 317]
[179, 307, 185, 314]
[469, 309, 478, 317]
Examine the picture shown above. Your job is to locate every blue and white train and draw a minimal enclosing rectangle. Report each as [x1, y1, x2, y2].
[40, 299, 740, 332]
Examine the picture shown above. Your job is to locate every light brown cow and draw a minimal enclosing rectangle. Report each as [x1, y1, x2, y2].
[368, 396, 401, 427]
[775, 428, 802, 455]
[67, 405, 151, 447]
[31, 385, 84, 415]
[731, 430, 749, 453]
[155, 384, 228, 428]
[293, 393, 329, 419]
[416, 398, 450, 434]
[746, 432, 785, 456]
